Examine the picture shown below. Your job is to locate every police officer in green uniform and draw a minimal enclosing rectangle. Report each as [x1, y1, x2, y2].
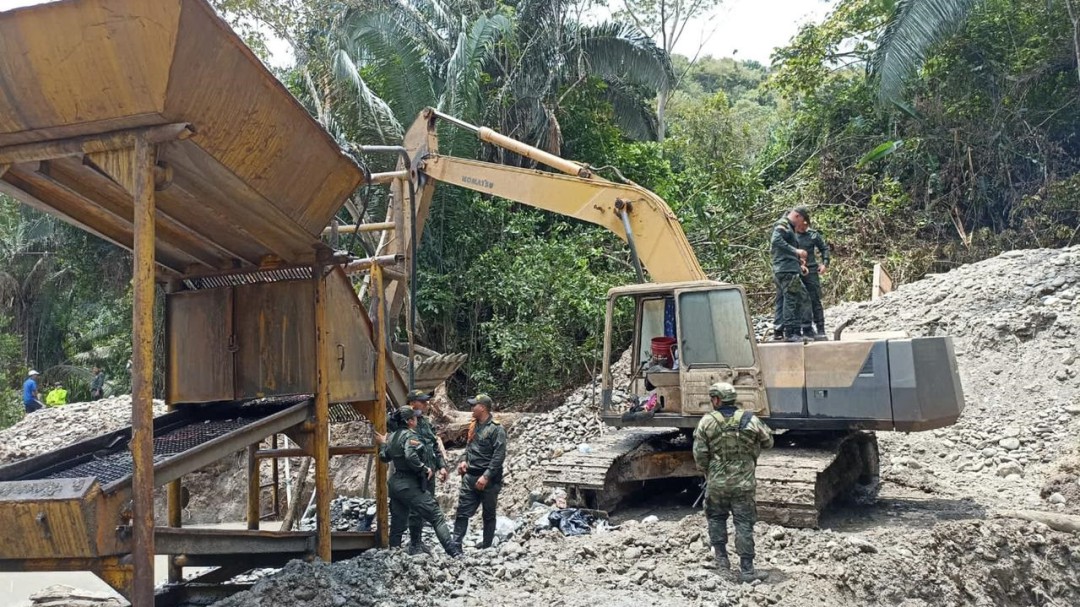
[770, 207, 813, 342]
[796, 218, 830, 339]
[377, 406, 462, 557]
[774, 214, 831, 340]
[452, 394, 507, 550]
[403, 389, 449, 555]
[693, 382, 774, 582]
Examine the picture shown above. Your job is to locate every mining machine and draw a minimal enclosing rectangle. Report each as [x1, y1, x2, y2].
[369, 108, 966, 528]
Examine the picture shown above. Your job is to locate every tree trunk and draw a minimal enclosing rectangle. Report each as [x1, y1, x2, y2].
[278, 457, 311, 531]
[999, 509, 1080, 534]
[656, 87, 669, 142]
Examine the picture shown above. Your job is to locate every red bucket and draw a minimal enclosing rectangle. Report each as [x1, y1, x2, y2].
[650, 336, 677, 368]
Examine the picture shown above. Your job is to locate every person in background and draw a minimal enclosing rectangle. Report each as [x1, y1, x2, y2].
[45, 382, 68, 407]
[769, 207, 813, 342]
[22, 369, 43, 414]
[90, 366, 105, 400]
[795, 216, 830, 340]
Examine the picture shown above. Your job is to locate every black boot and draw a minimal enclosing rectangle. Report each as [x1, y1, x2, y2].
[452, 517, 469, 547]
[739, 556, 769, 582]
[407, 525, 430, 555]
[713, 545, 730, 569]
[480, 519, 496, 549]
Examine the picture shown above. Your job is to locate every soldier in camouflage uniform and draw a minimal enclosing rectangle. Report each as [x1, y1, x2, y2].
[377, 406, 462, 557]
[773, 215, 831, 340]
[693, 382, 774, 582]
[770, 207, 813, 342]
[452, 394, 507, 550]
[404, 389, 449, 555]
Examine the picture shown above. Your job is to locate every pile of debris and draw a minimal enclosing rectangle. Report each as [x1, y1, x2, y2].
[0, 396, 166, 465]
[299, 496, 378, 533]
[830, 245, 1080, 514]
[23, 584, 127, 607]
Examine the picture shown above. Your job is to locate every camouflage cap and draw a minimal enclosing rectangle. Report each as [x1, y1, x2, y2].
[406, 389, 432, 403]
[708, 382, 737, 403]
[396, 406, 419, 420]
[467, 393, 494, 408]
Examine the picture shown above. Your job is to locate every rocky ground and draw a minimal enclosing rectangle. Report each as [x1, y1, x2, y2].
[5, 246, 1080, 607]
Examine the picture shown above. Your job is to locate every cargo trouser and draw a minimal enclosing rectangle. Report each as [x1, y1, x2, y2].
[705, 490, 757, 559]
[388, 473, 454, 552]
[407, 480, 438, 544]
[801, 270, 825, 334]
[453, 473, 501, 547]
[774, 272, 811, 336]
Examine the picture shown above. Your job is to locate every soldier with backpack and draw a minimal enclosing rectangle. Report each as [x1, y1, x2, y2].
[692, 382, 774, 582]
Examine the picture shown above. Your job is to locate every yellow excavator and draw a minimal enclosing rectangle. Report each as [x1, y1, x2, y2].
[364, 108, 965, 528]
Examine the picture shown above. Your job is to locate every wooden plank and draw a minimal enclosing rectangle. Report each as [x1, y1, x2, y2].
[162, 140, 320, 263]
[0, 170, 193, 271]
[0, 0, 178, 138]
[233, 280, 316, 398]
[12, 163, 220, 269]
[166, 288, 235, 403]
[164, 0, 361, 234]
[0, 123, 192, 165]
[323, 268, 376, 403]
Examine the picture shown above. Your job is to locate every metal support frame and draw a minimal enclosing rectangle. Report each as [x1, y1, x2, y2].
[131, 135, 157, 606]
[246, 444, 259, 530]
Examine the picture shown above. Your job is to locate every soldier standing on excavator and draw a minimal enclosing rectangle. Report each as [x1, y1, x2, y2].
[693, 382, 774, 582]
[770, 207, 813, 342]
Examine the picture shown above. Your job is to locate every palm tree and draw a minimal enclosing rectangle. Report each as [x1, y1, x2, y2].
[871, 0, 979, 103]
[326, 0, 672, 154]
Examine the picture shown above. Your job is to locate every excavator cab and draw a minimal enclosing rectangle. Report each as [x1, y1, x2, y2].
[601, 280, 768, 428]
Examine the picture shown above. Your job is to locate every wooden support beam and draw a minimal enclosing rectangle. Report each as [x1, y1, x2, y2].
[130, 136, 157, 607]
[247, 444, 260, 530]
[0, 123, 193, 165]
[312, 264, 333, 561]
[342, 254, 404, 275]
[371, 264, 390, 548]
[254, 446, 376, 459]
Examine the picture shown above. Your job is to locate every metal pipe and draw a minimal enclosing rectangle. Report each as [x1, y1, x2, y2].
[270, 434, 279, 518]
[615, 201, 646, 283]
[246, 444, 259, 530]
[130, 135, 157, 607]
[368, 170, 408, 185]
[321, 222, 395, 236]
[428, 109, 590, 178]
[255, 446, 376, 459]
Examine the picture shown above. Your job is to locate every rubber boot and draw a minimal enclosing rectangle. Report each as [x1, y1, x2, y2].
[713, 546, 730, 569]
[815, 325, 828, 341]
[771, 329, 784, 341]
[407, 525, 430, 555]
[452, 517, 469, 547]
[784, 333, 803, 343]
[435, 522, 464, 559]
[480, 519, 496, 549]
[739, 556, 769, 582]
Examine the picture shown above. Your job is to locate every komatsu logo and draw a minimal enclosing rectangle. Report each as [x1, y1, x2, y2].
[462, 175, 495, 189]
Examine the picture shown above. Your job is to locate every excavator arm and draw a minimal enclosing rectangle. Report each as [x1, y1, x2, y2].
[414, 154, 705, 283]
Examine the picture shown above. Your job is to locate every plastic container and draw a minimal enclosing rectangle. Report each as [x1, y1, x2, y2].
[650, 336, 678, 368]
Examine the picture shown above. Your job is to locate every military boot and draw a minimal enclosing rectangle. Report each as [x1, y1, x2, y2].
[784, 333, 803, 343]
[713, 546, 730, 570]
[480, 519, 496, 549]
[771, 328, 784, 341]
[739, 556, 769, 582]
[407, 541, 432, 556]
[814, 325, 828, 341]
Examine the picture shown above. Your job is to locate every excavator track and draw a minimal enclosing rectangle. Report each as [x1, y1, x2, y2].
[543, 428, 879, 528]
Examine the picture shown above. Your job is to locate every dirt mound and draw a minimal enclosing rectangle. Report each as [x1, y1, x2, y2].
[0, 396, 167, 465]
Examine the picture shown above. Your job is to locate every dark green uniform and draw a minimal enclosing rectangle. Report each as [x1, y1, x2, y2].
[693, 407, 773, 561]
[453, 416, 507, 548]
[407, 414, 447, 546]
[774, 228, 830, 336]
[378, 426, 456, 554]
[770, 217, 812, 337]
[797, 228, 829, 335]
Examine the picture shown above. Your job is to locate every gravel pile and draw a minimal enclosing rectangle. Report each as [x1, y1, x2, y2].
[829, 245, 1080, 514]
[300, 496, 377, 533]
[0, 396, 166, 465]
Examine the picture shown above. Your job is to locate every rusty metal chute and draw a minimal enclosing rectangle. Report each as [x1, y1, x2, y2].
[0, 0, 363, 275]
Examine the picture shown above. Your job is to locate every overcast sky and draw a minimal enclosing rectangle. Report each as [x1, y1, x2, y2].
[0, 0, 838, 65]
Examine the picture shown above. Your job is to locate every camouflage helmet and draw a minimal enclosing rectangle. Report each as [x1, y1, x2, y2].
[708, 382, 737, 403]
